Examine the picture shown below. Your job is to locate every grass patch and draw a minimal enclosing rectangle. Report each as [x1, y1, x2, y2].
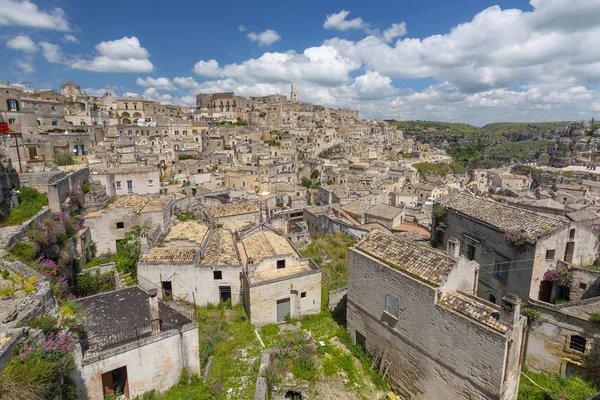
[197, 305, 261, 399]
[81, 254, 116, 269]
[519, 366, 598, 400]
[7, 242, 37, 263]
[2, 187, 48, 226]
[258, 323, 281, 348]
[133, 374, 215, 400]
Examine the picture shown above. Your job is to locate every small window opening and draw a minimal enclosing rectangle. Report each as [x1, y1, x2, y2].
[213, 271, 222, 280]
[277, 259, 286, 269]
[569, 335, 586, 353]
[301, 292, 306, 298]
[116, 222, 124, 229]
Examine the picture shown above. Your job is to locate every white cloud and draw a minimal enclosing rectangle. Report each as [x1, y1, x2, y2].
[62, 34, 79, 43]
[6, 35, 37, 53]
[142, 88, 172, 102]
[136, 77, 176, 91]
[247, 29, 281, 47]
[382, 23, 407, 43]
[193, 46, 360, 86]
[323, 10, 366, 31]
[0, 0, 69, 30]
[238, 25, 247, 32]
[39, 42, 62, 63]
[173, 76, 200, 90]
[72, 36, 154, 73]
[15, 60, 33, 73]
[122, 91, 140, 98]
[82, 88, 112, 96]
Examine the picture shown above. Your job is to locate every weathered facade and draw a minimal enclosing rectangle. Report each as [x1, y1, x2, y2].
[435, 192, 599, 304]
[347, 231, 525, 400]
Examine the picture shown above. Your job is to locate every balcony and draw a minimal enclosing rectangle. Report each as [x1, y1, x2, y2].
[28, 154, 45, 162]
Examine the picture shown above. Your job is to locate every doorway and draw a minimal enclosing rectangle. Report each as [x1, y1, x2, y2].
[162, 281, 173, 301]
[355, 330, 366, 351]
[101, 366, 129, 399]
[564, 242, 575, 264]
[219, 286, 231, 303]
[277, 298, 291, 322]
[539, 280, 553, 303]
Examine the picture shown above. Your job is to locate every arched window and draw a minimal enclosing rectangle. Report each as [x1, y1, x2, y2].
[124, 103, 128, 110]
[488, 294, 496, 304]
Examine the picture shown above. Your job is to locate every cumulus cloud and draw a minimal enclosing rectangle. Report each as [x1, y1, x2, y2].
[83, 88, 112, 96]
[62, 34, 79, 43]
[136, 77, 176, 91]
[382, 23, 407, 42]
[238, 25, 247, 32]
[247, 29, 281, 47]
[323, 10, 366, 31]
[72, 36, 154, 73]
[6, 35, 37, 53]
[39, 42, 62, 63]
[15, 60, 34, 73]
[122, 91, 140, 98]
[193, 46, 360, 86]
[0, 0, 69, 30]
[142, 87, 172, 102]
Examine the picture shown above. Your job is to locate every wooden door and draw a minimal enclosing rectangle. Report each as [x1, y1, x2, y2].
[564, 242, 575, 263]
[538, 280, 553, 303]
[277, 298, 290, 322]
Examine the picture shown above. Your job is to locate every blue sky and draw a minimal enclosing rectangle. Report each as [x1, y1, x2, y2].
[1, 0, 600, 125]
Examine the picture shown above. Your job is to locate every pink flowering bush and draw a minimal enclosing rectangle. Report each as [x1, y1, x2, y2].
[543, 264, 573, 287]
[504, 228, 529, 247]
[19, 331, 76, 372]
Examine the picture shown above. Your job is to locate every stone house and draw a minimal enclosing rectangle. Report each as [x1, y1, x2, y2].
[434, 192, 599, 305]
[347, 231, 525, 400]
[490, 173, 531, 191]
[90, 165, 160, 197]
[73, 286, 199, 399]
[239, 225, 321, 326]
[85, 195, 174, 254]
[203, 201, 260, 225]
[137, 222, 242, 306]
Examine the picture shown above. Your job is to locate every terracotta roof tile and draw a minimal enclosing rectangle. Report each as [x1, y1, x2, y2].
[142, 247, 197, 263]
[439, 292, 508, 334]
[165, 221, 209, 246]
[356, 231, 454, 287]
[206, 201, 259, 218]
[200, 229, 239, 266]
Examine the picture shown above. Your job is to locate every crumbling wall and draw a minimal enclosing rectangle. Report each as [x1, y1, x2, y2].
[47, 166, 90, 211]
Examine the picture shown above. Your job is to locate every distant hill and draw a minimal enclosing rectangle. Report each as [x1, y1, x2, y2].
[387, 120, 577, 169]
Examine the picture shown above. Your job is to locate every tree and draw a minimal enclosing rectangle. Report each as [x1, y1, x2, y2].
[54, 152, 75, 166]
[115, 226, 148, 274]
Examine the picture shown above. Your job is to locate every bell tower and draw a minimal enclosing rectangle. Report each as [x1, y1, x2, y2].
[291, 79, 298, 103]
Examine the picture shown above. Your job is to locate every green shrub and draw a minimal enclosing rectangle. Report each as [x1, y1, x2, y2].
[176, 212, 197, 221]
[54, 151, 75, 166]
[2, 187, 48, 226]
[590, 313, 600, 324]
[26, 315, 58, 335]
[8, 242, 37, 263]
[81, 183, 90, 193]
[2, 269, 10, 280]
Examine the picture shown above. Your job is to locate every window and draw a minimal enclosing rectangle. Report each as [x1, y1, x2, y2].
[213, 271, 222, 280]
[277, 259, 286, 269]
[494, 261, 507, 282]
[7, 99, 19, 111]
[51, 120, 58, 126]
[385, 294, 399, 317]
[148, 180, 154, 186]
[569, 229, 576, 240]
[116, 222, 124, 229]
[8, 118, 15, 124]
[466, 244, 476, 261]
[546, 249, 556, 260]
[127, 181, 133, 193]
[569, 335, 587, 353]
[183, 130, 187, 135]
[580, 283, 587, 290]
[301, 292, 306, 298]
[488, 293, 497, 304]
[146, 130, 150, 135]
[162, 281, 173, 300]
[175, 130, 179, 135]
[115, 181, 122, 189]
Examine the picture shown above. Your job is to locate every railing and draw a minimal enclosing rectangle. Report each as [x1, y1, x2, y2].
[79, 306, 197, 356]
[27, 154, 45, 162]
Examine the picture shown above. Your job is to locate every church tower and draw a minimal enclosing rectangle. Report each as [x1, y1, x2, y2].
[291, 79, 298, 103]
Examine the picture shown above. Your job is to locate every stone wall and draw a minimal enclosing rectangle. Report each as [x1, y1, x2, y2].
[18, 170, 65, 193]
[347, 248, 522, 400]
[248, 270, 321, 326]
[4, 207, 50, 249]
[47, 166, 90, 211]
[327, 286, 347, 314]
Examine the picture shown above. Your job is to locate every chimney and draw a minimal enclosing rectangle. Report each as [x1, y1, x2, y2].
[447, 237, 460, 258]
[148, 288, 160, 334]
[500, 293, 521, 326]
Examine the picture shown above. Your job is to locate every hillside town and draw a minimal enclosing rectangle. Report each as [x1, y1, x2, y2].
[1, 78, 600, 400]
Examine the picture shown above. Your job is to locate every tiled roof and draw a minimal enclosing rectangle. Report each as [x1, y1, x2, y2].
[200, 229, 239, 266]
[110, 195, 150, 213]
[438, 292, 508, 334]
[206, 201, 259, 218]
[436, 192, 565, 240]
[142, 247, 197, 263]
[366, 204, 404, 219]
[356, 231, 455, 287]
[93, 165, 158, 175]
[567, 209, 599, 223]
[342, 201, 371, 216]
[240, 231, 297, 264]
[165, 221, 209, 246]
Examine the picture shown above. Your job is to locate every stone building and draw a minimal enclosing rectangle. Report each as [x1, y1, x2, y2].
[239, 225, 321, 326]
[434, 192, 599, 305]
[73, 286, 199, 399]
[137, 222, 242, 306]
[347, 231, 525, 399]
[85, 194, 174, 254]
[203, 201, 260, 225]
[91, 165, 160, 197]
